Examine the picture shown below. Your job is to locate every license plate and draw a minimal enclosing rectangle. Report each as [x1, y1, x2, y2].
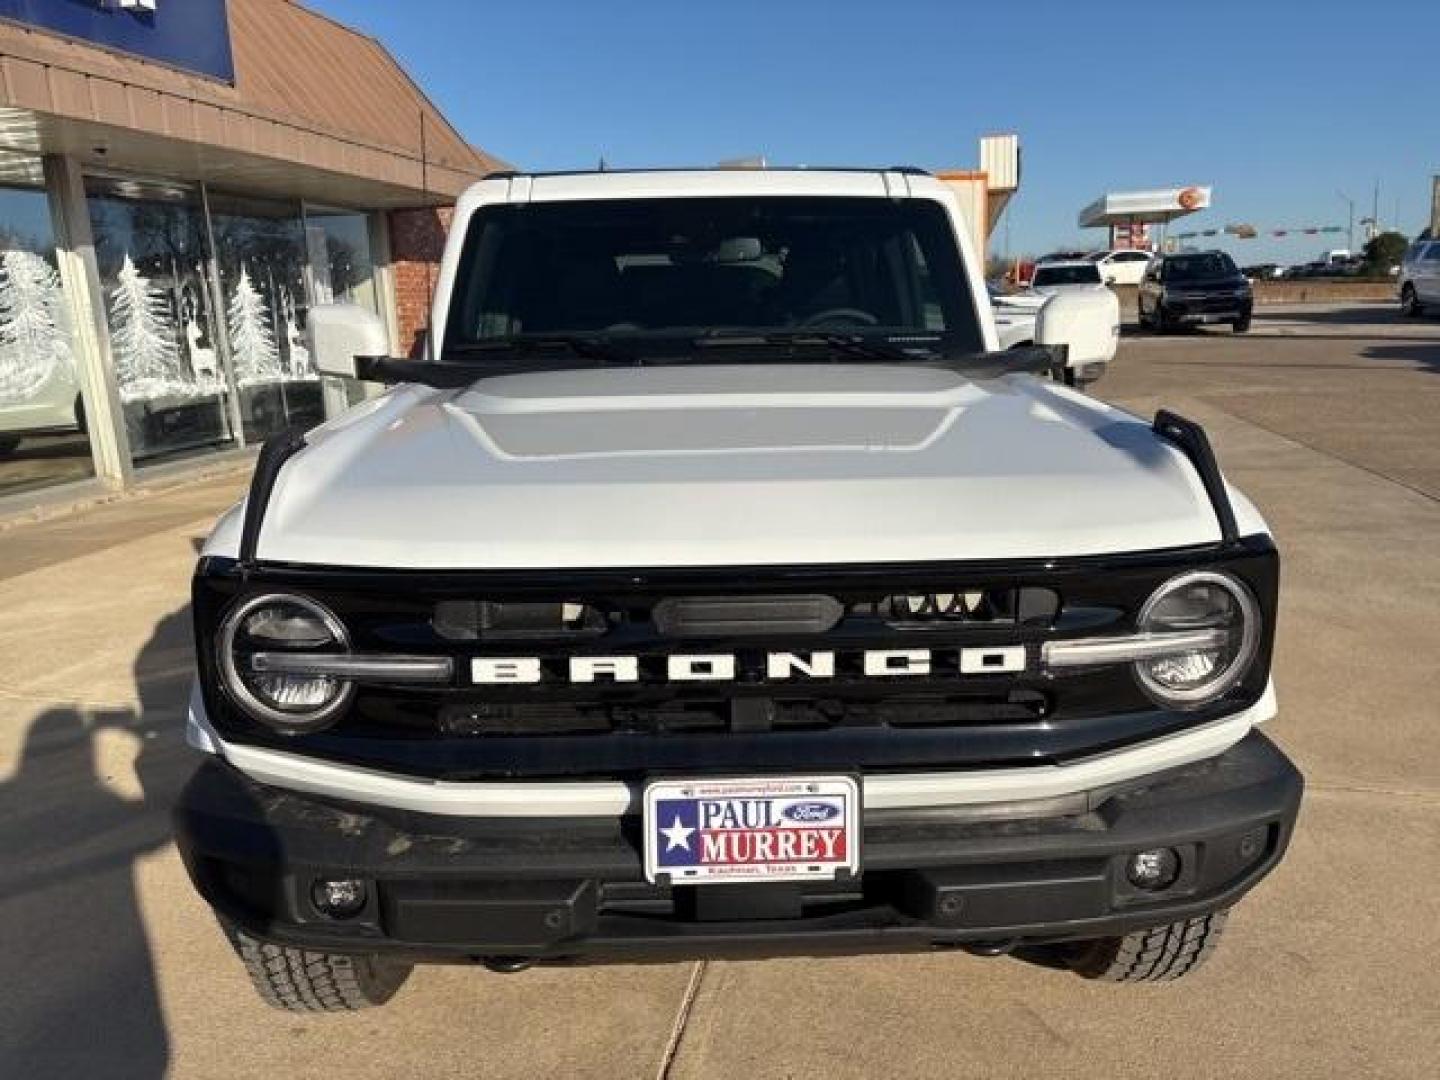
[643, 776, 860, 884]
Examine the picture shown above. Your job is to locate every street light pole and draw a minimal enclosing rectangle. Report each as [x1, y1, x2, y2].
[1338, 191, 1355, 253]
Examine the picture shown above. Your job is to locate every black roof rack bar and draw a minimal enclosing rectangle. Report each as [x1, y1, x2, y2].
[481, 166, 933, 180]
[238, 427, 308, 571]
[1153, 410, 1239, 544]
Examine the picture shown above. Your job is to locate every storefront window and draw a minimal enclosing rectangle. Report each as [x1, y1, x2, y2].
[86, 176, 234, 463]
[0, 158, 92, 498]
[306, 206, 379, 310]
[207, 192, 322, 443]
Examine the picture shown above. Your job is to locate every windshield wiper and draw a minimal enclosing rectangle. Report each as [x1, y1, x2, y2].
[691, 331, 1067, 380]
[447, 335, 635, 364]
[690, 329, 936, 364]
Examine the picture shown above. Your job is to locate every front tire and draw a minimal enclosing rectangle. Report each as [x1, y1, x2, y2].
[1062, 910, 1229, 982]
[1232, 314, 1251, 333]
[229, 926, 413, 1011]
[1401, 285, 1423, 317]
[0, 434, 20, 456]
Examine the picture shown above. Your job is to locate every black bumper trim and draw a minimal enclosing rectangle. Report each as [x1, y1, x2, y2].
[174, 731, 1302, 963]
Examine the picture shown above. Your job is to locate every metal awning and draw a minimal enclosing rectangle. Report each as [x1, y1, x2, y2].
[1079, 187, 1212, 228]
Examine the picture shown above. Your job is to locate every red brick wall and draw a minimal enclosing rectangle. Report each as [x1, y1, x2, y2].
[388, 206, 454, 357]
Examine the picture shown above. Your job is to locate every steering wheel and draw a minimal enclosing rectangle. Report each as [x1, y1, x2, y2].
[799, 308, 879, 328]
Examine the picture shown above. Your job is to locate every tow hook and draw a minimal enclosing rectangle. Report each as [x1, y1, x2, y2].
[482, 956, 535, 973]
[960, 940, 1018, 957]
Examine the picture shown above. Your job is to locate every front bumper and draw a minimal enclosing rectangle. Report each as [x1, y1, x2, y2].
[1162, 296, 1253, 323]
[175, 732, 1301, 963]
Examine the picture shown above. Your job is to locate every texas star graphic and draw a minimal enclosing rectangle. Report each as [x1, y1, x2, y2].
[661, 815, 695, 852]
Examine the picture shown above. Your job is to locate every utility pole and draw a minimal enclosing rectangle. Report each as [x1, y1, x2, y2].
[1372, 180, 1380, 236]
[1338, 190, 1355, 252]
[1431, 175, 1440, 238]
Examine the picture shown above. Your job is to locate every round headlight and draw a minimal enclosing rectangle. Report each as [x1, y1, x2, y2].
[1134, 571, 1259, 708]
[219, 593, 353, 733]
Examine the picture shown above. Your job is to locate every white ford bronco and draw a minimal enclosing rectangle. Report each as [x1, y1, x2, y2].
[176, 168, 1300, 1010]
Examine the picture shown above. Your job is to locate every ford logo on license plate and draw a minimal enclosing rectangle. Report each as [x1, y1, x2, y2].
[783, 801, 841, 823]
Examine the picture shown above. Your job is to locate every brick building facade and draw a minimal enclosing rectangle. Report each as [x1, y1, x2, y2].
[388, 207, 456, 358]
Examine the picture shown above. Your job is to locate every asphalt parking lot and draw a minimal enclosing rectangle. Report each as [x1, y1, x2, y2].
[1, 303, 1437, 1079]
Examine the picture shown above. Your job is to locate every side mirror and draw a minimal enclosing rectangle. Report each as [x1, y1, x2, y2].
[306, 303, 389, 379]
[1103, 273, 1117, 285]
[1036, 290, 1120, 370]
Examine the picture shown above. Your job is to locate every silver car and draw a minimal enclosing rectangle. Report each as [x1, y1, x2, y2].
[1399, 239, 1440, 316]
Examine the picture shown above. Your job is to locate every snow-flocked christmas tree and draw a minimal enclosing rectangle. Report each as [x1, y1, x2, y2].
[109, 254, 186, 401]
[0, 249, 72, 405]
[227, 263, 282, 385]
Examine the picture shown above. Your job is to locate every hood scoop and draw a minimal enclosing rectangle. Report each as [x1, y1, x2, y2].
[449, 364, 982, 458]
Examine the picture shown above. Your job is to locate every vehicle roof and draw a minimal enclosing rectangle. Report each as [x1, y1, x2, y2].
[1033, 259, 1101, 269]
[1157, 249, 1231, 261]
[456, 167, 954, 213]
[483, 165, 932, 179]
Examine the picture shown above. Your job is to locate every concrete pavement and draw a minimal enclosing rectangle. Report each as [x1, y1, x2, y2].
[1, 304, 1437, 1078]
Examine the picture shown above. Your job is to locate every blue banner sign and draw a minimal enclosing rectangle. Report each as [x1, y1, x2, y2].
[0, 0, 234, 83]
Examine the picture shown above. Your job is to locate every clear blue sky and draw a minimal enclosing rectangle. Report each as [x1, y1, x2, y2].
[311, 0, 1438, 264]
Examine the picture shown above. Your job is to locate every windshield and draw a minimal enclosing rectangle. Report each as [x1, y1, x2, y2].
[1164, 253, 1239, 282]
[1031, 263, 1101, 287]
[443, 196, 983, 355]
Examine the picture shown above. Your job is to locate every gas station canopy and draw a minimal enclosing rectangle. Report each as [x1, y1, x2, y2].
[1079, 186, 1212, 228]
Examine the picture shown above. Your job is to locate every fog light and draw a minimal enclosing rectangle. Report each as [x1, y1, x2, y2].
[1126, 848, 1181, 891]
[311, 878, 367, 918]
[1238, 827, 1267, 863]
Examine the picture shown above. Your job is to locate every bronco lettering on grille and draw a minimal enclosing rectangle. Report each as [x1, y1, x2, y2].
[469, 647, 1028, 685]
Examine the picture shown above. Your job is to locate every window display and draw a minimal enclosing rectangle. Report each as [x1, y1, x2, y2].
[0, 169, 91, 498]
[3, 164, 384, 501]
[207, 192, 321, 443]
[86, 176, 234, 462]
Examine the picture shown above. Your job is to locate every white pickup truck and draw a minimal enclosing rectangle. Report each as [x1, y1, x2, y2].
[175, 167, 1300, 1010]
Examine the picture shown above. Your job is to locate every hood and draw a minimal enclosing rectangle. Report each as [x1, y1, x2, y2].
[237, 364, 1237, 569]
[1029, 283, 1108, 298]
[992, 292, 1046, 312]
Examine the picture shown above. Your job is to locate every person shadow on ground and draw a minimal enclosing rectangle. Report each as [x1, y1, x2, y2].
[0, 604, 197, 1079]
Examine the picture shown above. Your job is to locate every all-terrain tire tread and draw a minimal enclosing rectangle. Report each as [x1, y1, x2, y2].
[229, 927, 411, 1012]
[1072, 910, 1229, 983]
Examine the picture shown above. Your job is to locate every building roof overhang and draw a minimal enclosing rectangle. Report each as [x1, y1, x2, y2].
[0, 0, 508, 207]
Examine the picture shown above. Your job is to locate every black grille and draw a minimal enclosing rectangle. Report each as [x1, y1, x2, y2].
[193, 538, 1279, 780]
[864, 586, 1059, 627]
[430, 692, 1048, 737]
[653, 594, 843, 636]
